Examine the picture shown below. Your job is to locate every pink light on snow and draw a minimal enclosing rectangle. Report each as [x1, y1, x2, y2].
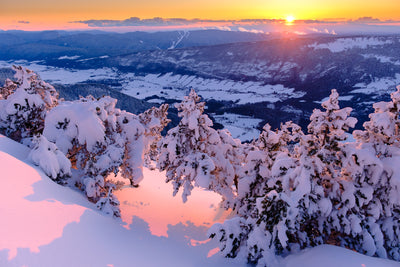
[0, 151, 85, 260]
[116, 168, 232, 237]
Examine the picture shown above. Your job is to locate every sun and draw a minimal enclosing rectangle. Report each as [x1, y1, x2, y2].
[285, 15, 296, 24]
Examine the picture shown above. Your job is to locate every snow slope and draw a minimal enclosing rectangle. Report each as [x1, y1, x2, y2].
[0, 135, 399, 267]
[0, 135, 240, 267]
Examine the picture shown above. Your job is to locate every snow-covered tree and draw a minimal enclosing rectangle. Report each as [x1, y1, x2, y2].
[157, 89, 243, 206]
[43, 96, 123, 216]
[139, 104, 170, 168]
[210, 121, 305, 264]
[233, 122, 302, 216]
[29, 135, 72, 183]
[0, 66, 58, 141]
[0, 78, 17, 100]
[0, 66, 170, 217]
[44, 95, 169, 216]
[119, 103, 170, 187]
[210, 89, 358, 265]
[338, 85, 400, 260]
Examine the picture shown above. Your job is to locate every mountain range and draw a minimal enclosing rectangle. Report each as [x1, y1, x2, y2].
[1, 30, 400, 139]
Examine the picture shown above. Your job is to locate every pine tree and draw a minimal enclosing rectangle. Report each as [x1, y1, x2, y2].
[210, 89, 358, 266]
[139, 104, 170, 169]
[29, 135, 72, 183]
[210, 121, 305, 264]
[339, 85, 400, 260]
[44, 96, 124, 216]
[0, 66, 58, 141]
[157, 89, 242, 206]
[44, 95, 169, 216]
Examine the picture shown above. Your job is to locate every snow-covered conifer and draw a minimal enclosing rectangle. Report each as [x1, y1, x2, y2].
[43, 95, 169, 216]
[339, 85, 400, 260]
[234, 122, 302, 216]
[157, 89, 242, 206]
[0, 78, 17, 100]
[139, 104, 170, 168]
[210, 89, 358, 266]
[211, 121, 305, 264]
[0, 66, 58, 141]
[29, 135, 71, 183]
[43, 95, 124, 216]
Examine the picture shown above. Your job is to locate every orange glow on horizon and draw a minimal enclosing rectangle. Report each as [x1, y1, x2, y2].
[0, 0, 400, 31]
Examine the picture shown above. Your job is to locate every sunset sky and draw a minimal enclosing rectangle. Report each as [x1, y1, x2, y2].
[1, 0, 400, 31]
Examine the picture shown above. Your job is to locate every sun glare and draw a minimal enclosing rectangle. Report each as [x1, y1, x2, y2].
[285, 15, 295, 24]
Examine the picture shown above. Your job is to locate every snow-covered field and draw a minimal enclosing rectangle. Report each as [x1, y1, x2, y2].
[0, 61, 118, 85]
[120, 72, 303, 104]
[0, 61, 304, 105]
[1, 135, 400, 267]
[362, 54, 400, 65]
[212, 113, 263, 141]
[309, 37, 394, 53]
[351, 73, 400, 95]
[314, 74, 400, 103]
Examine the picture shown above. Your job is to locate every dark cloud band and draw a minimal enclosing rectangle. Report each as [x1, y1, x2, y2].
[74, 16, 399, 28]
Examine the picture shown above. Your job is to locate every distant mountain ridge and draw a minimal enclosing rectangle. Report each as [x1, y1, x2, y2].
[99, 35, 400, 129]
[0, 29, 271, 61]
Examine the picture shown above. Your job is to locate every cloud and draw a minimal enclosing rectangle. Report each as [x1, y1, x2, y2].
[352, 17, 381, 23]
[237, 27, 264, 34]
[76, 16, 400, 29]
[348, 17, 400, 24]
[75, 17, 287, 28]
[17, 21, 30, 24]
[301, 19, 341, 24]
[72, 16, 400, 35]
[214, 26, 232, 31]
[76, 17, 232, 27]
[309, 27, 337, 35]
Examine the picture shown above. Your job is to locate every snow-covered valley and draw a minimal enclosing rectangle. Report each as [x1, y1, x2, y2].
[2, 34, 400, 136]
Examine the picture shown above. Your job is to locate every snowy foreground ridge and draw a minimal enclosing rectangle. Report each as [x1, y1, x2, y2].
[2, 66, 400, 266]
[1, 135, 399, 267]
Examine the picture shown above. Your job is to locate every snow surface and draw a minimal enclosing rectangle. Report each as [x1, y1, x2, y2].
[212, 113, 263, 141]
[0, 61, 281, 155]
[316, 95, 355, 104]
[0, 135, 240, 267]
[315, 74, 400, 103]
[168, 31, 190, 49]
[309, 37, 394, 53]
[58, 56, 81, 60]
[120, 72, 303, 104]
[362, 54, 400, 65]
[351, 74, 400, 95]
[1, 134, 400, 266]
[0, 61, 118, 84]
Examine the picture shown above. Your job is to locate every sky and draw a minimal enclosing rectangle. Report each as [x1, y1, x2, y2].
[1, 0, 400, 32]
